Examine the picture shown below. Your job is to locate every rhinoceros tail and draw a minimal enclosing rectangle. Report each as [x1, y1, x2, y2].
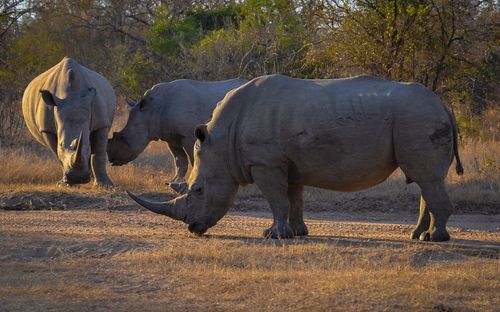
[454, 131, 464, 176]
[447, 107, 464, 176]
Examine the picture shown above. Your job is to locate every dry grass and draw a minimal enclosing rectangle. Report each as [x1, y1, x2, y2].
[1, 136, 498, 310]
[0, 141, 171, 192]
[0, 210, 498, 311]
[1, 138, 499, 211]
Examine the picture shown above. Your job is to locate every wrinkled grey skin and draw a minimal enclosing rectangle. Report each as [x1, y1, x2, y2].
[128, 74, 464, 242]
[107, 79, 246, 187]
[22, 57, 116, 187]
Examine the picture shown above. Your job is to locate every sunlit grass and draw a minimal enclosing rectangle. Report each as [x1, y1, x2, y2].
[0, 210, 498, 311]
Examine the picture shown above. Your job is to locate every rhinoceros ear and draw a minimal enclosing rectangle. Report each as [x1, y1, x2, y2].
[68, 69, 75, 82]
[40, 90, 57, 107]
[195, 124, 208, 143]
[126, 99, 137, 107]
[137, 98, 150, 110]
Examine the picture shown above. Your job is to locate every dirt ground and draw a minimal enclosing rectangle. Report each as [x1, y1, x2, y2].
[0, 190, 498, 311]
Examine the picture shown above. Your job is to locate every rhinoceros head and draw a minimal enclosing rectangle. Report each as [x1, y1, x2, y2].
[128, 124, 239, 235]
[107, 98, 152, 166]
[39, 86, 95, 185]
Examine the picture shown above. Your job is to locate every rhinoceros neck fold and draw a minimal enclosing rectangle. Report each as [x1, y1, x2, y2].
[147, 104, 169, 142]
[225, 120, 252, 185]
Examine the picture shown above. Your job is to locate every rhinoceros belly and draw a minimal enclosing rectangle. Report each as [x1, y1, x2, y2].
[283, 117, 397, 192]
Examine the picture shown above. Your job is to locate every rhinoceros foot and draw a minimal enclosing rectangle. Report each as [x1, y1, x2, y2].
[289, 221, 309, 236]
[56, 177, 80, 188]
[56, 180, 72, 188]
[410, 227, 427, 240]
[263, 223, 294, 239]
[94, 179, 114, 190]
[419, 229, 450, 242]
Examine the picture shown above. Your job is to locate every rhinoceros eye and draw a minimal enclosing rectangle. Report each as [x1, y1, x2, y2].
[192, 184, 203, 196]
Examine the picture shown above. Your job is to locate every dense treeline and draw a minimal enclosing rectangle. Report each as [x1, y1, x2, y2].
[1, 0, 498, 144]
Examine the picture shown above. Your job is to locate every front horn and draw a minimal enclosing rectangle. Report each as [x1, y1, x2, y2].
[71, 131, 84, 167]
[127, 191, 187, 222]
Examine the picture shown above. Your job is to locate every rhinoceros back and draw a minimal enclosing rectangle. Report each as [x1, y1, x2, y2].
[209, 74, 454, 189]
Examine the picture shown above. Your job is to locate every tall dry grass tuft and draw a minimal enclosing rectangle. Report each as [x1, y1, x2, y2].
[447, 139, 500, 202]
[0, 146, 60, 184]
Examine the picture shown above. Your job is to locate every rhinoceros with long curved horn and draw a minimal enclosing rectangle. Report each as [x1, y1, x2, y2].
[22, 57, 116, 187]
[129, 74, 463, 242]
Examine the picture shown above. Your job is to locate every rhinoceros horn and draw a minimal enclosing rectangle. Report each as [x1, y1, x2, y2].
[71, 131, 84, 168]
[127, 191, 187, 222]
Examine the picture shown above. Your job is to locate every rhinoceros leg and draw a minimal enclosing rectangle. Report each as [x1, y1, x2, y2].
[288, 184, 308, 236]
[415, 181, 451, 242]
[410, 196, 430, 240]
[90, 127, 113, 188]
[251, 166, 294, 239]
[41, 132, 67, 186]
[167, 142, 189, 182]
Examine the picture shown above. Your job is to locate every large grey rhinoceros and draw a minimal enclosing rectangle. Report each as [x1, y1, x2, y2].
[128, 74, 464, 242]
[22, 57, 116, 187]
[107, 78, 246, 185]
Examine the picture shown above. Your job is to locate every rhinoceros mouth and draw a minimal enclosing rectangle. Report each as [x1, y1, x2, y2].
[62, 173, 91, 185]
[109, 159, 127, 166]
[188, 222, 209, 236]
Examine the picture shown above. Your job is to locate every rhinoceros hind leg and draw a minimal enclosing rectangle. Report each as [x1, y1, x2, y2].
[90, 128, 113, 188]
[289, 222, 308, 237]
[288, 184, 308, 236]
[415, 181, 451, 242]
[167, 142, 189, 182]
[410, 195, 430, 239]
[263, 224, 294, 239]
[252, 166, 294, 239]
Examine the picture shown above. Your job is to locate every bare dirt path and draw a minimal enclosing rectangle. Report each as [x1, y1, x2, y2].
[0, 208, 498, 311]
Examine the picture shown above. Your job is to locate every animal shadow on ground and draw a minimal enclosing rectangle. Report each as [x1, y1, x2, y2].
[206, 233, 499, 262]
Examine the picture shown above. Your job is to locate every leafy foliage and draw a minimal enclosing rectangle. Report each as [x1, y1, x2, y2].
[0, 0, 498, 144]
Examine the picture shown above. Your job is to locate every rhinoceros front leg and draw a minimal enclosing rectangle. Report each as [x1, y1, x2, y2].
[288, 184, 308, 236]
[167, 142, 189, 182]
[41, 132, 67, 187]
[90, 127, 113, 188]
[415, 181, 452, 242]
[251, 166, 294, 239]
[410, 195, 430, 240]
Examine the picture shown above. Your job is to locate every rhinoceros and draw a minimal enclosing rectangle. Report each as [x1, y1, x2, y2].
[107, 79, 246, 186]
[22, 57, 116, 187]
[128, 74, 463, 242]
